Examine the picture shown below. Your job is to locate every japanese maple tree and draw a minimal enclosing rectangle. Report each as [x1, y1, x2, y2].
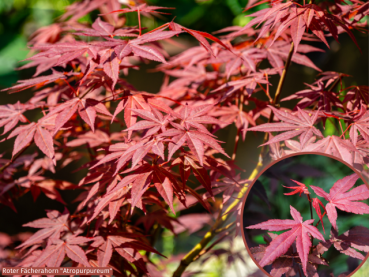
[0, 0, 368, 276]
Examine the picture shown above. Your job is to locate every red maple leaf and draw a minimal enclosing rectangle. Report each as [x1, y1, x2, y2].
[1, 71, 67, 93]
[246, 205, 324, 276]
[303, 135, 358, 166]
[250, 232, 328, 277]
[282, 80, 343, 113]
[112, 93, 151, 139]
[31, 235, 92, 267]
[16, 210, 69, 250]
[283, 179, 310, 197]
[126, 106, 170, 138]
[0, 102, 29, 135]
[265, 41, 322, 73]
[310, 173, 369, 230]
[211, 104, 256, 141]
[248, 105, 323, 148]
[149, 21, 232, 56]
[158, 123, 229, 166]
[92, 234, 164, 273]
[51, 98, 112, 134]
[350, 109, 369, 145]
[74, 17, 138, 38]
[342, 85, 369, 111]
[319, 226, 369, 260]
[30, 41, 99, 68]
[7, 114, 57, 164]
[173, 103, 220, 135]
[212, 72, 270, 100]
[242, 2, 361, 52]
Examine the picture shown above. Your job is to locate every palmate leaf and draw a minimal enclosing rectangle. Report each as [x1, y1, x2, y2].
[7, 114, 57, 164]
[211, 104, 256, 141]
[148, 21, 232, 57]
[1, 71, 67, 93]
[342, 86, 369, 111]
[350, 109, 369, 145]
[282, 80, 343, 112]
[318, 226, 369, 260]
[283, 179, 310, 197]
[0, 102, 30, 135]
[16, 210, 69, 250]
[243, 2, 361, 52]
[74, 17, 138, 38]
[126, 106, 170, 138]
[52, 98, 111, 135]
[212, 72, 270, 100]
[330, 227, 368, 260]
[92, 234, 164, 273]
[112, 93, 151, 139]
[89, 162, 183, 218]
[303, 135, 358, 165]
[310, 174, 369, 231]
[32, 235, 92, 267]
[247, 205, 324, 276]
[173, 103, 221, 135]
[158, 123, 229, 166]
[249, 105, 323, 148]
[30, 41, 99, 68]
[265, 41, 322, 72]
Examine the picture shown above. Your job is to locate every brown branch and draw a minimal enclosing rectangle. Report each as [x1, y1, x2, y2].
[232, 93, 245, 160]
[0, 143, 32, 173]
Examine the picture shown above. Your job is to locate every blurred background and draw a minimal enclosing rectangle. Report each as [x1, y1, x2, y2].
[244, 154, 369, 276]
[0, 0, 368, 276]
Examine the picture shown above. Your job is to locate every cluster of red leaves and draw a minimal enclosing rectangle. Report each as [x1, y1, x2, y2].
[248, 174, 369, 276]
[0, 0, 368, 275]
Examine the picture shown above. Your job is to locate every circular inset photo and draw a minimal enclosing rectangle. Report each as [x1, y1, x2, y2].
[241, 154, 369, 277]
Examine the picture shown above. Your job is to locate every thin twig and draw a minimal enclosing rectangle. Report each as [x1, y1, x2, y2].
[0, 143, 32, 173]
[232, 93, 244, 160]
[315, 211, 327, 228]
[79, 83, 97, 100]
[297, 263, 303, 277]
[307, 194, 314, 251]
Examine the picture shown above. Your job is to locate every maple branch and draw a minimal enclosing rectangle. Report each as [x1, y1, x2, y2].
[327, 77, 341, 93]
[79, 83, 97, 100]
[146, 223, 161, 259]
[232, 93, 244, 160]
[307, 194, 314, 250]
[63, 78, 78, 97]
[79, 118, 95, 160]
[340, 123, 352, 138]
[315, 211, 327, 228]
[297, 263, 303, 277]
[271, 42, 294, 119]
[258, 41, 295, 162]
[138, 10, 142, 36]
[0, 143, 32, 174]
